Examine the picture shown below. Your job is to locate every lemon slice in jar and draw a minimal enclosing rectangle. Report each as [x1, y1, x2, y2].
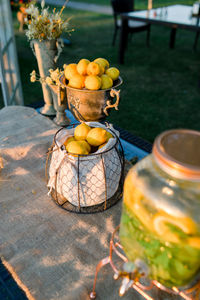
[187, 236, 200, 249]
[123, 170, 152, 229]
[153, 213, 197, 244]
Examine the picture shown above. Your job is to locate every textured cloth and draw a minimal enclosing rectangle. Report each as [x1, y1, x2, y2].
[0, 106, 177, 300]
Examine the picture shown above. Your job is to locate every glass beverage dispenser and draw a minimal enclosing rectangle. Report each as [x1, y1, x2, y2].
[120, 129, 200, 288]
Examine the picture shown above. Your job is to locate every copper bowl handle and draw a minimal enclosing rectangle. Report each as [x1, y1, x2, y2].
[103, 89, 121, 116]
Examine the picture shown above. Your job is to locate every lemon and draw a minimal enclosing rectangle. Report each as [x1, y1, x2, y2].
[152, 212, 197, 244]
[77, 58, 90, 76]
[187, 237, 200, 249]
[106, 67, 120, 81]
[64, 63, 78, 80]
[94, 58, 109, 70]
[100, 74, 113, 90]
[66, 140, 89, 155]
[68, 74, 85, 89]
[98, 65, 105, 76]
[63, 136, 75, 148]
[86, 127, 108, 146]
[85, 75, 101, 90]
[123, 169, 152, 229]
[74, 123, 91, 141]
[122, 170, 135, 211]
[106, 131, 113, 141]
[153, 213, 197, 236]
[78, 140, 91, 153]
[87, 62, 101, 76]
[98, 142, 107, 150]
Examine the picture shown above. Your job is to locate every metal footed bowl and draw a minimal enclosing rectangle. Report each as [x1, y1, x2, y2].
[59, 75, 123, 122]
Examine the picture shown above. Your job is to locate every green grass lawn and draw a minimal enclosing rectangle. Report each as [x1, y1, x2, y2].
[1, 2, 200, 143]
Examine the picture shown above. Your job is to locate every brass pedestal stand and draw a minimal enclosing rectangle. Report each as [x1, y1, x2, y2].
[90, 226, 200, 300]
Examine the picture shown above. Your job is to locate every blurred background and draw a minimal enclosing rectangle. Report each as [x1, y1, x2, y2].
[0, 0, 199, 143]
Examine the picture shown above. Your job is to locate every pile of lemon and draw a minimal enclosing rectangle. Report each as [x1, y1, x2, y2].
[63, 123, 113, 155]
[64, 58, 120, 90]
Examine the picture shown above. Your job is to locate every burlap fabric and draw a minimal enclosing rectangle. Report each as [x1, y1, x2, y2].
[0, 106, 177, 300]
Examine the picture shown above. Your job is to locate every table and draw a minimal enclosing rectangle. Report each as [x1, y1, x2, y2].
[0, 106, 180, 300]
[119, 5, 200, 63]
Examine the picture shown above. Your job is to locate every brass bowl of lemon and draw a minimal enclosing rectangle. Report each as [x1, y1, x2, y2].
[60, 58, 123, 122]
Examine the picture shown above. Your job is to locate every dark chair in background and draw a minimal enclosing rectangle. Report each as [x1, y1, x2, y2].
[110, 0, 151, 47]
[193, 8, 200, 51]
[194, 32, 199, 50]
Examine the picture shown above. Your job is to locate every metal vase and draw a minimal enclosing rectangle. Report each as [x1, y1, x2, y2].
[49, 85, 70, 126]
[31, 39, 57, 116]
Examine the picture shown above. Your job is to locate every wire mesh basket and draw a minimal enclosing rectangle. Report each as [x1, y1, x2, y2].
[46, 122, 125, 213]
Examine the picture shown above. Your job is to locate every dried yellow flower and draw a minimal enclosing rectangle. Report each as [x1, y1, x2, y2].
[30, 75, 36, 82]
[46, 76, 54, 85]
[26, 0, 71, 41]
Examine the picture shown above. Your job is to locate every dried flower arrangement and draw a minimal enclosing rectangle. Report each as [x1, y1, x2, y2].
[25, 0, 71, 41]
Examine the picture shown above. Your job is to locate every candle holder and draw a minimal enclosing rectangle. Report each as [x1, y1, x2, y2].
[89, 226, 200, 299]
[49, 84, 70, 127]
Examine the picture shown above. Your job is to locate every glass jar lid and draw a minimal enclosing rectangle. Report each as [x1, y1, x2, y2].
[153, 129, 200, 180]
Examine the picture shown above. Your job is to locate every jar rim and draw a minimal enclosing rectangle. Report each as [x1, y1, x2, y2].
[153, 129, 200, 180]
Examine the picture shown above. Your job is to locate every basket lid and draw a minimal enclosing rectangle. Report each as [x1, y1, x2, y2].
[153, 129, 200, 180]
